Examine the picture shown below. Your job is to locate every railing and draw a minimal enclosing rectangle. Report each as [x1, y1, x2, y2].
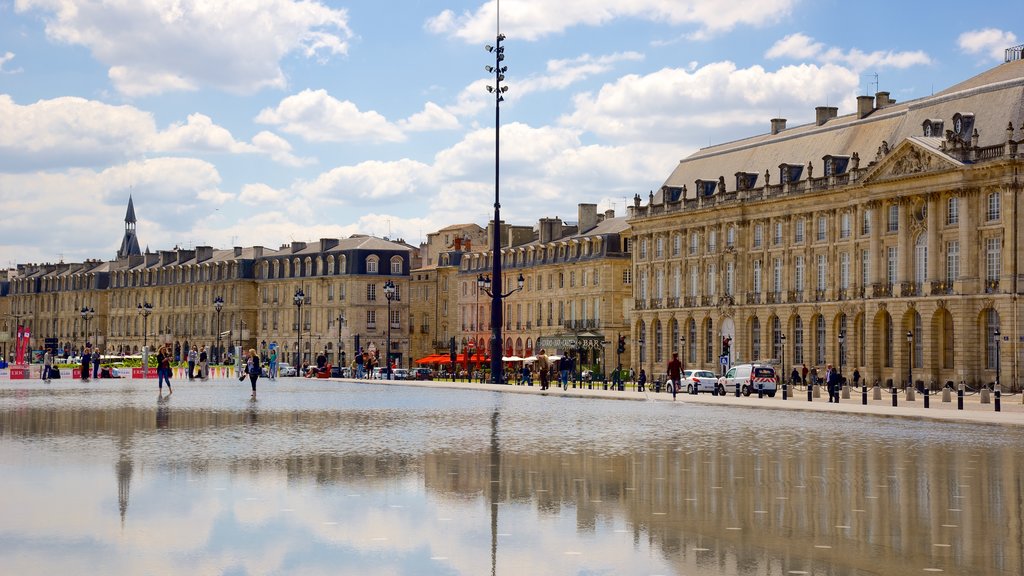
[767, 292, 780, 304]
[700, 296, 715, 307]
[985, 280, 1000, 293]
[649, 298, 662, 309]
[666, 297, 680, 308]
[814, 289, 827, 302]
[837, 288, 848, 301]
[634, 299, 646, 310]
[872, 283, 893, 298]
[564, 319, 600, 330]
[367, 323, 377, 330]
[900, 282, 920, 297]
[787, 290, 803, 304]
[930, 282, 953, 296]
[684, 296, 697, 307]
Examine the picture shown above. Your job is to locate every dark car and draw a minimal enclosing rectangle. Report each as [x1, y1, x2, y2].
[412, 367, 433, 380]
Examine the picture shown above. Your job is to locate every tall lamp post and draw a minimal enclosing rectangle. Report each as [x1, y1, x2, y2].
[337, 313, 346, 370]
[994, 328, 1001, 389]
[780, 333, 787, 384]
[138, 302, 153, 351]
[383, 280, 396, 380]
[80, 306, 95, 346]
[838, 331, 845, 377]
[293, 289, 305, 370]
[213, 296, 224, 364]
[638, 336, 645, 384]
[484, 28, 510, 385]
[478, 272, 524, 383]
[906, 330, 913, 390]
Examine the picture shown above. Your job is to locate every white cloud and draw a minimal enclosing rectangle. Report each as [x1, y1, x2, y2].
[958, 28, 1018, 62]
[560, 61, 860, 143]
[0, 51, 18, 73]
[398, 102, 461, 132]
[426, 0, 798, 43]
[255, 89, 406, 143]
[766, 33, 931, 72]
[15, 0, 352, 96]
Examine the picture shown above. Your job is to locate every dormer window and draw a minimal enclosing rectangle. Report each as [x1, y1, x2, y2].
[735, 171, 759, 191]
[779, 163, 804, 184]
[951, 112, 975, 142]
[922, 119, 944, 137]
[695, 179, 718, 197]
[821, 155, 850, 177]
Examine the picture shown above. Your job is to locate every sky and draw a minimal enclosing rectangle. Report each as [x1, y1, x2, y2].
[0, 0, 1020, 266]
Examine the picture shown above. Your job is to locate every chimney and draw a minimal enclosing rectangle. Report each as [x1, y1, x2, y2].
[319, 238, 339, 252]
[605, 209, 615, 220]
[770, 118, 787, 135]
[195, 246, 213, 262]
[815, 106, 838, 126]
[291, 241, 306, 254]
[233, 247, 242, 257]
[875, 91, 893, 108]
[577, 203, 598, 234]
[857, 95, 874, 119]
[160, 250, 176, 266]
[538, 217, 562, 244]
[252, 246, 263, 259]
[453, 237, 462, 250]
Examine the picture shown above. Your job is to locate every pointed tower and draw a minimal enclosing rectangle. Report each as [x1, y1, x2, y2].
[117, 195, 142, 259]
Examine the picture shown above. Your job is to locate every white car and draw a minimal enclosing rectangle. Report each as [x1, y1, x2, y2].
[277, 362, 297, 377]
[682, 369, 723, 395]
[720, 363, 778, 397]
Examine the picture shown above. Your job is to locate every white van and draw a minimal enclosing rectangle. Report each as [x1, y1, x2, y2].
[720, 363, 778, 397]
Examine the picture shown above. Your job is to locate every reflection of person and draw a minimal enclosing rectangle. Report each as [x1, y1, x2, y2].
[156, 397, 170, 428]
[245, 348, 261, 399]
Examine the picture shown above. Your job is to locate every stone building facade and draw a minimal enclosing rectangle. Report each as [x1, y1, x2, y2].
[629, 60, 1024, 389]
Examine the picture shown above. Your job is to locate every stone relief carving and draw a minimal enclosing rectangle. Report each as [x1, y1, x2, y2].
[890, 146, 935, 176]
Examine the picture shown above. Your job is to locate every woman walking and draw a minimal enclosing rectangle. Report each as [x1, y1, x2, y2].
[245, 348, 261, 399]
[157, 344, 172, 394]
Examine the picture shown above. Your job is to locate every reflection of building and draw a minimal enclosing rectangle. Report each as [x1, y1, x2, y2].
[629, 60, 1024, 387]
[1, 199, 412, 365]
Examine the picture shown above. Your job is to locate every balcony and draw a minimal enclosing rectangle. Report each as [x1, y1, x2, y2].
[930, 281, 953, 296]
[666, 297, 680, 308]
[700, 295, 715, 307]
[837, 288, 848, 301]
[766, 292, 780, 304]
[899, 282, 920, 297]
[684, 296, 697, 307]
[813, 289, 827, 302]
[563, 319, 600, 331]
[634, 299, 647, 310]
[787, 290, 803, 304]
[872, 283, 893, 298]
[745, 292, 761, 305]
[649, 298, 662, 310]
[985, 280, 1000, 293]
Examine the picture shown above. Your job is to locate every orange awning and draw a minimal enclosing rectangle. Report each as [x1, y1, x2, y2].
[415, 354, 451, 364]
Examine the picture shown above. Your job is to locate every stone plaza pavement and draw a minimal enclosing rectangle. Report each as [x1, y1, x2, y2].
[341, 377, 1024, 427]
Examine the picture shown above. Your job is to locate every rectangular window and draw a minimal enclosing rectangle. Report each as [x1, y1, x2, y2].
[706, 264, 717, 295]
[795, 219, 805, 243]
[795, 256, 805, 291]
[689, 267, 698, 297]
[861, 250, 870, 285]
[947, 196, 959, 225]
[840, 252, 850, 289]
[366, 283, 376, 301]
[817, 254, 827, 291]
[886, 247, 898, 284]
[862, 208, 872, 235]
[840, 213, 850, 239]
[773, 222, 782, 245]
[887, 205, 899, 232]
[570, 271, 576, 288]
[752, 260, 762, 294]
[689, 233, 698, 255]
[367, 259, 378, 273]
[622, 269, 632, 285]
[672, 235, 681, 256]
[726, 226, 735, 248]
[987, 192, 1001, 221]
[985, 237, 1001, 281]
[327, 284, 334, 301]
[639, 239, 647, 259]
[946, 241, 959, 284]
[655, 237, 663, 258]
[366, 310, 376, 328]
[772, 258, 782, 293]
[390, 309, 401, 328]
[753, 224, 763, 248]
[391, 259, 402, 274]
[708, 230, 717, 253]
[725, 262, 734, 296]
[816, 215, 827, 241]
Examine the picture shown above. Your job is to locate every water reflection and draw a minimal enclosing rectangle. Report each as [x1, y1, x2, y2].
[0, 381, 1021, 575]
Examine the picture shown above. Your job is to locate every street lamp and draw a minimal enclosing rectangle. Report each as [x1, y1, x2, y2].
[906, 330, 913, 390]
[383, 280, 396, 380]
[994, 329, 1001, 390]
[484, 29, 512, 385]
[213, 295, 224, 364]
[838, 331, 845, 377]
[80, 306, 95, 345]
[337, 313, 346, 368]
[137, 302, 153, 351]
[680, 335, 686, 374]
[478, 272, 524, 383]
[638, 336, 645, 384]
[293, 289, 305, 370]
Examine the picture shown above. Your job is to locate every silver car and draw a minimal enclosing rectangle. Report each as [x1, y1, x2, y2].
[277, 362, 297, 377]
[682, 369, 723, 395]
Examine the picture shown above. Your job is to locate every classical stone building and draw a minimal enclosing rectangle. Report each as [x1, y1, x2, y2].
[629, 59, 1024, 389]
[2, 199, 412, 368]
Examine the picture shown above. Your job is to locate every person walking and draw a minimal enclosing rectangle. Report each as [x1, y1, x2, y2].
[536, 349, 550, 390]
[801, 363, 809, 386]
[43, 348, 54, 383]
[637, 368, 647, 392]
[199, 345, 209, 381]
[245, 348, 261, 399]
[187, 345, 198, 380]
[790, 367, 801, 388]
[559, 354, 571, 390]
[852, 368, 861, 388]
[825, 363, 839, 403]
[157, 344, 172, 394]
[667, 353, 681, 400]
[92, 348, 101, 379]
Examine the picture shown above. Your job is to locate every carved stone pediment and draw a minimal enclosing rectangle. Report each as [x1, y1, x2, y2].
[862, 138, 961, 183]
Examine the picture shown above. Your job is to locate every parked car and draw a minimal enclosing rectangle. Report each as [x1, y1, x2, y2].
[277, 362, 297, 377]
[331, 365, 352, 378]
[412, 367, 433, 380]
[682, 369, 723, 395]
[720, 363, 777, 397]
[391, 368, 410, 380]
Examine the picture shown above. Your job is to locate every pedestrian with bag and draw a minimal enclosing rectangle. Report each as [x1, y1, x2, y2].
[187, 345, 198, 380]
[43, 348, 54, 383]
[244, 348, 261, 399]
[637, 368, 647, 392]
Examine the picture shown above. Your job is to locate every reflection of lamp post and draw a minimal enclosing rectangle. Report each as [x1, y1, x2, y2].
[383, 280, 396, 380]
[994, 329, 1001, 389]
[905, 330, 913, 389]
[80, 306, 95, 345]
[137, 302, 153, 351]
[213, 296, 224, 363]
[293, 289, 305, 370]
[478, 272, 524, 383]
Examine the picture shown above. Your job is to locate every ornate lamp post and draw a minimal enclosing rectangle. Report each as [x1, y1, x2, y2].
[213, 295, 224, 364]
[337, 313, 346, 370]
[478, 272, 524, 383]
[838, 330, 845, 377]
[780, 332, 787, 382]
[994, 328, 1001, 389]
[484, 29, 511, 385]
[137, 302, 153, 351]
[80, 306, 95, 345]
[638, 336, 645, 385]
[293, 289, 305, 370]
[383, 280, 396, 380]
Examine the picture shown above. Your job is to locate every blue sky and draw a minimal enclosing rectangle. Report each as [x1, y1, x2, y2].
[0, 0, 1019, 265]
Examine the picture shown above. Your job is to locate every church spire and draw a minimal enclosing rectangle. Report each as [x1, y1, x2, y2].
[117, 195, 142, 259]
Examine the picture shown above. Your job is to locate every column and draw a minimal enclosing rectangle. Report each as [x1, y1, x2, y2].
[926, 192, 940, 284]
[958, 189, 978, 293]
[897, 199, 911, 285]
[867, 201, 882, 291]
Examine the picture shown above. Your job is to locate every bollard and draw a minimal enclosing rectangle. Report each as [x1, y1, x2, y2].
[924, 387, 930, 408]
[842, 383, 850, 400]
[862, 384, 868, 405]
[813, 384, 821, 399]
[891, 386, 898, 407]
[906, 387, 915, 402]
[783, 382, 788, 400]
[995, 388, 1001, 412]
[758, 382, 764, 399]
[942, 386, 951, 403]
[957, 382, 964, 410]
[873, 385, 882, 400]
[980, 387, 990, 404]
[735, 382, 741, 397]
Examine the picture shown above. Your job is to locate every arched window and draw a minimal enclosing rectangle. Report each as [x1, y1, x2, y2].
[985, 308, 1000, 369]
[914, 233, 927, 288]
[366, 256, 379, 274]
[390, 256, 403, 275]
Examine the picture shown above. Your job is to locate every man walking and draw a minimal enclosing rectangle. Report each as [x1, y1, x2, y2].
[825, 363, 839, 403]
[559, 354, 571, 390]
[187, 345, 198, 380]
[43, 348, 53, 383]
[199, 345, 209, 381]
[667, 352, 682, 400]
[536, 349, 550, 390]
